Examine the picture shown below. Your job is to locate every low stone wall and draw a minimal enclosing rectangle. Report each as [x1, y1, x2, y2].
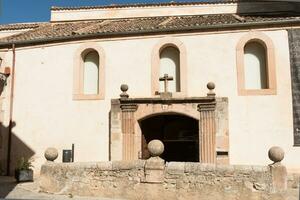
[40, 160, 288, 200]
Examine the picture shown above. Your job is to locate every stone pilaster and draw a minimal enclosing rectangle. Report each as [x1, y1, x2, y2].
[198, 101, 217, 164]
[120, 104, 138, 161]
[110, 99, 122, 161]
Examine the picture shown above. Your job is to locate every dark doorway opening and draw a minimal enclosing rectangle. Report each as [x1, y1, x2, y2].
[140, 114, 199, 162]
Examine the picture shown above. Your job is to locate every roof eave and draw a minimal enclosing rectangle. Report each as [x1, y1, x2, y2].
[0, 19, 299, 48]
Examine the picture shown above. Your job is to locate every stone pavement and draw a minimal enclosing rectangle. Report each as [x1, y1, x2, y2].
[0, 176, 124, 200]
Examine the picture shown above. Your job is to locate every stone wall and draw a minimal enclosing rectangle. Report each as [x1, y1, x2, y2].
[40, 161, 288, 200]
[288, 28, 300, 146]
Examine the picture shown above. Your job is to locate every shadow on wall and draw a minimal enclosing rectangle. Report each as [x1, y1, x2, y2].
[0, 176, 17, 198]
[0, 121, 35, 176]
[0, 121, 35, 198]
[236, 0, 300, 16]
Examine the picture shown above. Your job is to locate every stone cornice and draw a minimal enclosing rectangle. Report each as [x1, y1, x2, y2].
[197, 101, 217, 112]
[120, 104, 138, 112]
[119, 96, 216, 105]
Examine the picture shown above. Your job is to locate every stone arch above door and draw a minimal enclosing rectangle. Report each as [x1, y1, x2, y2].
[139, 113, 200, 162]
[136, 105, 199, 122]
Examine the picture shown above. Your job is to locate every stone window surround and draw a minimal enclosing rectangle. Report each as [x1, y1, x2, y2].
[73, 43, 105, 100]
[236, 32, 277, 96]
[151, 37, 187, 97]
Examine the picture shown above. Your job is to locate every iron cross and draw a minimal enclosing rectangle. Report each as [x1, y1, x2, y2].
[159, 74, 174, 93]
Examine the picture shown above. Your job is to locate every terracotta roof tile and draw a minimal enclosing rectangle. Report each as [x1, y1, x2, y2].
[0, 14, 299, 46]
[0, 23, 44, 31]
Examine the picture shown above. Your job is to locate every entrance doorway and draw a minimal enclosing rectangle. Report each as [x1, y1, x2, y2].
[140, 114, 199, 162]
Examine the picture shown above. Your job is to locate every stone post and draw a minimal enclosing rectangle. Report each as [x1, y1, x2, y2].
[120, 84, 138, 160]
[143, 140, 165, 183]
[268, 146, 287, 193]
[197, 82, 217, 164]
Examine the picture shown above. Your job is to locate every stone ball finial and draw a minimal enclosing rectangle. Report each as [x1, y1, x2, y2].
[120, 84, 128, 92]
[268, 146, 284, 163]
[207, 82, 216, 97]
[148, 140, 164, 157]
[207, 82, 215, 90]
[44, 147, 58, 162]
[120, 84, 129, 98]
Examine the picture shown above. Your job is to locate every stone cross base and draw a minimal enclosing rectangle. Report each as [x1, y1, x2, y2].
[160, 92, 172, 99]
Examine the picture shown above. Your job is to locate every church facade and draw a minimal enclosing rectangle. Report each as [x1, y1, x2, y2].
[0, 0, 300, 175]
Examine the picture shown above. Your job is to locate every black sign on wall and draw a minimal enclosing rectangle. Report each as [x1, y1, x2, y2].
[288, 29, 300, 146]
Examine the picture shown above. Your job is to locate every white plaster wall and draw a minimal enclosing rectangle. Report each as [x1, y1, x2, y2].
[160, 47, 180, 93]
[50, 1, 291, 22]
[5, 28, 299, 173]
[50, 4, 238, 21]
[244, 43, 267, 89]
[10, 44, 110, 173]
[181, 30, 295, 169]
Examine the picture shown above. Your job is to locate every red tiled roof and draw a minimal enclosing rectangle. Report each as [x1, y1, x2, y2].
[0, 23, 44, 31]
[0, 14, 299, 47]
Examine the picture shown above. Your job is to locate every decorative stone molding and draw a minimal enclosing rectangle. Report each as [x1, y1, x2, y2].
[207, 82, 216, 97]
[110, 83, 225, 164]
[44, 147, 58, 162]
[147, 140, 164, 157]
[73, 43, 105, 100]
[120, 87, 138, 160]
[198, 101, 217, 112]
[268, 146, 284, 163]
[120, 84, 129, 99]
[151, 37, 187, 97]
[198, 101, 217, 164]
[120, 104, 138, 112]
[236, 32, 277, 96]
[120, 107, 137, 161]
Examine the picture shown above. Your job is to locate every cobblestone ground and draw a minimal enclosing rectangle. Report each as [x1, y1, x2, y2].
[0, 176, 124, 200]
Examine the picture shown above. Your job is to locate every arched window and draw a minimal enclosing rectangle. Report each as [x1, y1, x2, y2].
[159, 46, 180, 93]
[83, 51, 99, 95]
[236, 32, 276, 95]
[244, 42, 267, 90]
[73, 44, 105, 100]
[152, 38, 187, 97]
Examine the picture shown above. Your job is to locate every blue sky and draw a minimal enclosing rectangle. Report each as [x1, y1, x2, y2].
[0, 0, 197, 24]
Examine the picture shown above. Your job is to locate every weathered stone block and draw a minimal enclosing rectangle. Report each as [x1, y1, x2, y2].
[95, 162, 113, 171]
[166, 162, 185, 175]
[270, 163, 287, 193]
[184, 163, 215, 174]
[144, 157, 165, 183]
[112, 160, 144, 170]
